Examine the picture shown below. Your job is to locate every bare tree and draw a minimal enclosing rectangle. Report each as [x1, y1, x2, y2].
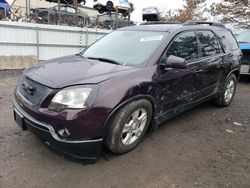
[210, 0, 250, 29]
[165, 0, 207, 22]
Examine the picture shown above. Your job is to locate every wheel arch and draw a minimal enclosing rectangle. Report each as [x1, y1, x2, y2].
[227, 68, 240, 80]
[103, 94, 159, 137]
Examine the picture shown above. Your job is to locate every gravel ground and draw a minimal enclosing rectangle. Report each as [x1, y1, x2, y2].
[0, 70, 249, 188]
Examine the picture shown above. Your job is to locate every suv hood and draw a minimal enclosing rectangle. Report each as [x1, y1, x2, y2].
[24, 55, 135, 88]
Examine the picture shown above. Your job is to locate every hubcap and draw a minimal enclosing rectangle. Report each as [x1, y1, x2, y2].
[121, 108, 147, 145]
[224, 80, 235, 103]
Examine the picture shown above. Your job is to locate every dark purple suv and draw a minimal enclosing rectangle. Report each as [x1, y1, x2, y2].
[14, 21, 242, 162]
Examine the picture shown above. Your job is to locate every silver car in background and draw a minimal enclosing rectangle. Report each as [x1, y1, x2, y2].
[142, 6, 160, 21]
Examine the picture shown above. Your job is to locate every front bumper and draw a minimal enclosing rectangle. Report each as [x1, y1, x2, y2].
[13, 99, 103, 160]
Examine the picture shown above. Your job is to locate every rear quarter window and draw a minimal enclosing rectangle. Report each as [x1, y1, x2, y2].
[217, 30, 239, 52]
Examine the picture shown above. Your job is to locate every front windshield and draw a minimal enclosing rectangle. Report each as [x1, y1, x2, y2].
[236, 31, 250, 43]
[82, 30, 168, 66]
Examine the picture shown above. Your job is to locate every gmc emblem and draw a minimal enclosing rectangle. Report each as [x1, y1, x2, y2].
[22, 82, 36, 95]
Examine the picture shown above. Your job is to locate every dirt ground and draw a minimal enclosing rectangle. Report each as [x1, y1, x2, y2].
[0, 70, 249, 188]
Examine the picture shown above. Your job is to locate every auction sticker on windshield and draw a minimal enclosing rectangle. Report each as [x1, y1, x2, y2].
[140, 35, 163, 42]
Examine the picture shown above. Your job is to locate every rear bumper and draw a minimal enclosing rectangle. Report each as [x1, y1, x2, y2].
[240, 49, 250, 75]
[13, 99, 103, 160]
[240, 64, 250, 75]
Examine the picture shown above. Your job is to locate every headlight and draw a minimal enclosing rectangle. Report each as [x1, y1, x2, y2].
[49, 85, 98, 111]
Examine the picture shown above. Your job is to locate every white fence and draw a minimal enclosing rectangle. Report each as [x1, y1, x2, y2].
[0, 21, 109, 61]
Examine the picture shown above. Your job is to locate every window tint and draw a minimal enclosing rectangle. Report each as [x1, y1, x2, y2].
[217, 30, 239, 52]
[166, 31, 199, 61]
[197, 30, 220, 57]
[66, 7, 76, 13]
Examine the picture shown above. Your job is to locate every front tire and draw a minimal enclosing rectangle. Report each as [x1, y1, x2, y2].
[104, 99, 152, 154]
[215, 74, 237, 107]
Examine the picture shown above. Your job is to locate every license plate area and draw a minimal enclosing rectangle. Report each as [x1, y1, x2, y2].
[14, 109, 27, 130]
[240, 65, 250, 74]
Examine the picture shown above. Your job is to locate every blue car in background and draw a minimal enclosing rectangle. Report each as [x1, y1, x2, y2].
[0, 0, 10, 19]
[237, 30, 250, 75]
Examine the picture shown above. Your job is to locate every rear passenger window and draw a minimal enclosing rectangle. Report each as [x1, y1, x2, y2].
[217, 30, 239, 52]
[166, 31, 199, 61]
[197, 30, 221, 57]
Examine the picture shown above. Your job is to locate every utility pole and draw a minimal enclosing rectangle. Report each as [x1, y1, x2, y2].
[57, 0, 60, 25]
[25, 0, 30, 19]
[74, 0, 78, 26]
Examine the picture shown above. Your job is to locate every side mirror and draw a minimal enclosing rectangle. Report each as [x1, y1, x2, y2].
[160, 55, 187, 69]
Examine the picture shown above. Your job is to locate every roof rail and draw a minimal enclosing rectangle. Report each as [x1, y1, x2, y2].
[140, 21, 181, 25]
[183, 21, 225, 28]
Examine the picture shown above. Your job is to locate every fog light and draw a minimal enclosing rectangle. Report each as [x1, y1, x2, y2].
[57, 126, 71, 138]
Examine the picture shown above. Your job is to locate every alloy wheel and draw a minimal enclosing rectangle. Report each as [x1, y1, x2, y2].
[121, 108, 148, 145]
[224, 80, 235, 103]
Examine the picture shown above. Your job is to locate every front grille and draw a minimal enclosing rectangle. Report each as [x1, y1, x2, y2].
[242, 50, 250, 65]
[17, 76, 48, 105]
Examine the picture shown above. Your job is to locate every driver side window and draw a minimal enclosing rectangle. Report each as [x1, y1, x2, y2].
[166, 31, 199, 61]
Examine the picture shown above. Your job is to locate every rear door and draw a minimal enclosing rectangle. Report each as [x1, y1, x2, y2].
[196, 30, 224, 97]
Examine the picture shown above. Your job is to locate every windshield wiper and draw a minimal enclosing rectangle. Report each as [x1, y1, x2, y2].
[87, 57, 121, 65]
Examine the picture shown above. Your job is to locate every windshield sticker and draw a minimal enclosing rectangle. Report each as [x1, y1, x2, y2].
[140, 35, 163, 42]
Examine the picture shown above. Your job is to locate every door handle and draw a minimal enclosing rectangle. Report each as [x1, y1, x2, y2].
[195, 69, 203, 73]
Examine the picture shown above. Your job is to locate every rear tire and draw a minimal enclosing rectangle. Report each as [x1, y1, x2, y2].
[104, 99, 152, 154]
[215, 74, 237, 107]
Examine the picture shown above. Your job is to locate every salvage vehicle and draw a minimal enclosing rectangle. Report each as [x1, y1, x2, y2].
[236, 30, 250, 75]
[30, 5, 90, 27]
[93, 0, 131, 16]
[92, 12, 134, 29]
[142, 6, 160, 22]
[14, 21, 241, 162]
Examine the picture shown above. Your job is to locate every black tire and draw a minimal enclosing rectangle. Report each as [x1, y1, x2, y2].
[98, 9, 104, 14]
[104, 99, 152, 154]
[106, 1, 114, 12]
[215, 74, 237, 107]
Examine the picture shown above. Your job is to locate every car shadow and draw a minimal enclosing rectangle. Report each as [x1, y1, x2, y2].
[239, 75, 250, 83]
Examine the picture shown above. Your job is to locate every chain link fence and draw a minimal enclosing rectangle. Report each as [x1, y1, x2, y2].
[4, 4, 134, 30]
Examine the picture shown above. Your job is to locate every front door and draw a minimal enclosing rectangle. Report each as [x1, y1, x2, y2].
[153, 31, 203, 117]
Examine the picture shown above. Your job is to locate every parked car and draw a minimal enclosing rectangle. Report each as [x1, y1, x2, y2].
[142, 6, 160, 22]
[236, 30, 250, 75]
[93, 0, 131, 16]
[92, 12, 133, 29]
[30, 5, 90, 27]
[14, 21, 241, 162]
[0, 0, 10, 19]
